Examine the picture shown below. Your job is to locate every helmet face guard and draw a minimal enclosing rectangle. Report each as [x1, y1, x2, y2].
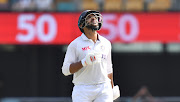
[78, 10, 103, 33]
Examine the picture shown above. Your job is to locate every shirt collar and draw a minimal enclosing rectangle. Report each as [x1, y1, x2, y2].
[81, 33, 89, 40]
[81, 33, 101, 41]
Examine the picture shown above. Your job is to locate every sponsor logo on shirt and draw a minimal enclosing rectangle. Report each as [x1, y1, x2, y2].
[82, 46, 91, 51]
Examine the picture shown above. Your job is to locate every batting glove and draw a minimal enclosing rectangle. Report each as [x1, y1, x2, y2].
[113, 85, 120, 100]
[93, 52, 102, 64]
[81, 52, 102, 67]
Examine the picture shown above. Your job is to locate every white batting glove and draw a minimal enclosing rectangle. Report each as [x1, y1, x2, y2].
[93, 52, 102, 64]
[81, 52, 102, 67]
[113, 85, 120, 100]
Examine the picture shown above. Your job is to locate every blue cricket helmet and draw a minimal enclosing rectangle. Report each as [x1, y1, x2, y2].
[78, 10, 103, 33]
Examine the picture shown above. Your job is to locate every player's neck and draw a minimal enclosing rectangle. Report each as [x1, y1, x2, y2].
[84, 30, 98, 43]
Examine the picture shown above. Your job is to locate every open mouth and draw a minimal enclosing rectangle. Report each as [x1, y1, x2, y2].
[92, 22, 98, 25]
[91, 20, 98, 25]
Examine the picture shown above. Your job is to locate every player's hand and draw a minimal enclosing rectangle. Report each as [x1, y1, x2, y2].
[81, 52, 102, 67]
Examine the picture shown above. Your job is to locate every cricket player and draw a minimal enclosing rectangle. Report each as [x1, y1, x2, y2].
[62, 10, 120, 102]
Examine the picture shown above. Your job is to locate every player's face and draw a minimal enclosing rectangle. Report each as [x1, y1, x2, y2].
[86, 14, 98, 26]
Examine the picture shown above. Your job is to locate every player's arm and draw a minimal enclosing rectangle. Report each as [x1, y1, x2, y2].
[62, 42, 85, 75]
[107, 42, 120, 100]
[69, 61, 83, 74]
[62, 43, 77, 76]
[107, 42, 114, 88]
[108, 73, 114, 88]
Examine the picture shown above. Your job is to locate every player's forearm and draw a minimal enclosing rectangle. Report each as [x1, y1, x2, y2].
[69, 61, 83, 74]
[108, 73, 114, 88]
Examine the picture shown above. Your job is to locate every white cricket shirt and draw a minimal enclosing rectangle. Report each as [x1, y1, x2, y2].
[62, 33, 113, 85]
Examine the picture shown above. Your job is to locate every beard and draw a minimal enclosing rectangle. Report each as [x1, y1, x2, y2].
[86, 24, 99, 31]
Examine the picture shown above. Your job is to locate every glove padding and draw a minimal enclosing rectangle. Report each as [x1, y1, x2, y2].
[113, 85, 120, 100]
[81, 52, 102, 67]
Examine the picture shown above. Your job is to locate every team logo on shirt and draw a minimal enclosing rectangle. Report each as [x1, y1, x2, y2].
[82, 46, 91, 51]
[102, 54, 107, 59]
[101, 45, 105, 51]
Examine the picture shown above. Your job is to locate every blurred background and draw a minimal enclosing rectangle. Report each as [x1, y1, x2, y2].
[0, 0, 180, 102]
